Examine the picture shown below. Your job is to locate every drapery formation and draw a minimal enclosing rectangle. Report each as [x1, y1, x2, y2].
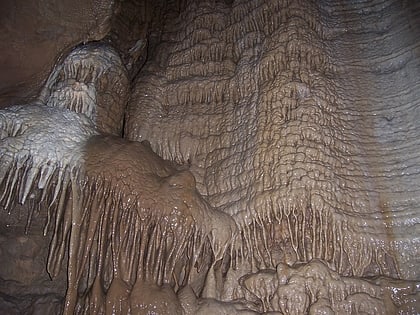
[126, 0, 420, 279]
[1, 0, 419, 314]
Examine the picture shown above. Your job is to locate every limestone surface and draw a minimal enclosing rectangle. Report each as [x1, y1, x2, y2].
[0, 0, 419, 314]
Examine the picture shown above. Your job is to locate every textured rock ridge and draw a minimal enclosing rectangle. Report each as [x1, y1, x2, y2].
[240, 259, 420, 314]
[126, 0, 420, 281]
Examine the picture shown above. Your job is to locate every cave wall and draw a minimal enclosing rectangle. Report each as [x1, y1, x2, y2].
[0, 0, 419, 314]
[127, 0, 420, 280]
[0, 0, 119, 108]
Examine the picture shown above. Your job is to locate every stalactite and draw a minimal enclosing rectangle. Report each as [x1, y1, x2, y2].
[0, 104, 238, 314]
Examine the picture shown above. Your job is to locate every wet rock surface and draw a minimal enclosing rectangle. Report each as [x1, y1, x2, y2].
[1, 0, 420, 314]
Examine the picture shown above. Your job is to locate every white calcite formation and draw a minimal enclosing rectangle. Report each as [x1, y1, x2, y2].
[39, 42, 129, 136]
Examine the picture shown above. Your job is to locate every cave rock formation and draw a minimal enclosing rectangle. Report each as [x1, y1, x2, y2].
[0, 0, 419, 314]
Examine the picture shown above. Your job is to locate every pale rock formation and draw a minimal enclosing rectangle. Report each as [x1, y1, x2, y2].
[0, 0, 420, 314]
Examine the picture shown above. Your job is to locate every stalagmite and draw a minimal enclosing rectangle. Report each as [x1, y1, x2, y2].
[239, 259, 419, 314]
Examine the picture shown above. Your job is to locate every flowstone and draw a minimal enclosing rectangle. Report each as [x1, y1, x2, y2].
[1, 0, 420, 314]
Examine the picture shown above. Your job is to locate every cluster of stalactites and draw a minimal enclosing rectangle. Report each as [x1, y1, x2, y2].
[58, 178, 216, 314]
[230, 198, 401, 279]
[0, 105, 96, 216]
[0, 156, 217, 314]
[0, 121, 223, 314]
[0, 41, 130, 218]
[0, 103, 237, 314]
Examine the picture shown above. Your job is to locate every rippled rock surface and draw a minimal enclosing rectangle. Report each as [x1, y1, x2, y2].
[1, 0, 419, 314]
